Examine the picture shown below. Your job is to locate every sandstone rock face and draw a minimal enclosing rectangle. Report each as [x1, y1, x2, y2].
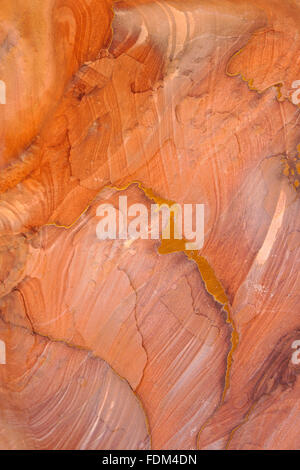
[0, 0, 300, 450]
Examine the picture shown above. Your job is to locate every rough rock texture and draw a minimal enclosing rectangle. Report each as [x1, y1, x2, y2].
[0, 0, 300, 450]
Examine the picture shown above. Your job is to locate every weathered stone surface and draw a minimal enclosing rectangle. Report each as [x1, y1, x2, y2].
[0, 0, 300, 450]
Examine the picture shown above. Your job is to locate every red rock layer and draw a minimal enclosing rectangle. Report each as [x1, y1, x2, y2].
[0, 0, 300, 450]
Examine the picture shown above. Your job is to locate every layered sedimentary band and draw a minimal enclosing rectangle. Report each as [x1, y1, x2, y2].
[0, 0, 300, 450]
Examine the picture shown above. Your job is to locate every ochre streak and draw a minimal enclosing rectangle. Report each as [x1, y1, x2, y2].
[111, 181, 239, 421]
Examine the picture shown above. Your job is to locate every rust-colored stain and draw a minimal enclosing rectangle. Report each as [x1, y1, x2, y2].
[227, 32, 300, 194]
[112, 181, 239, 418]
[282, 145, 300, 192]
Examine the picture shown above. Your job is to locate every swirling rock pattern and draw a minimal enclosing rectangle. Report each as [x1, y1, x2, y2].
[0, 0, 300, 450]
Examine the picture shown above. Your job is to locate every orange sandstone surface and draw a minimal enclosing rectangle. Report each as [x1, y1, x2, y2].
[0, 0, 300, 450]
